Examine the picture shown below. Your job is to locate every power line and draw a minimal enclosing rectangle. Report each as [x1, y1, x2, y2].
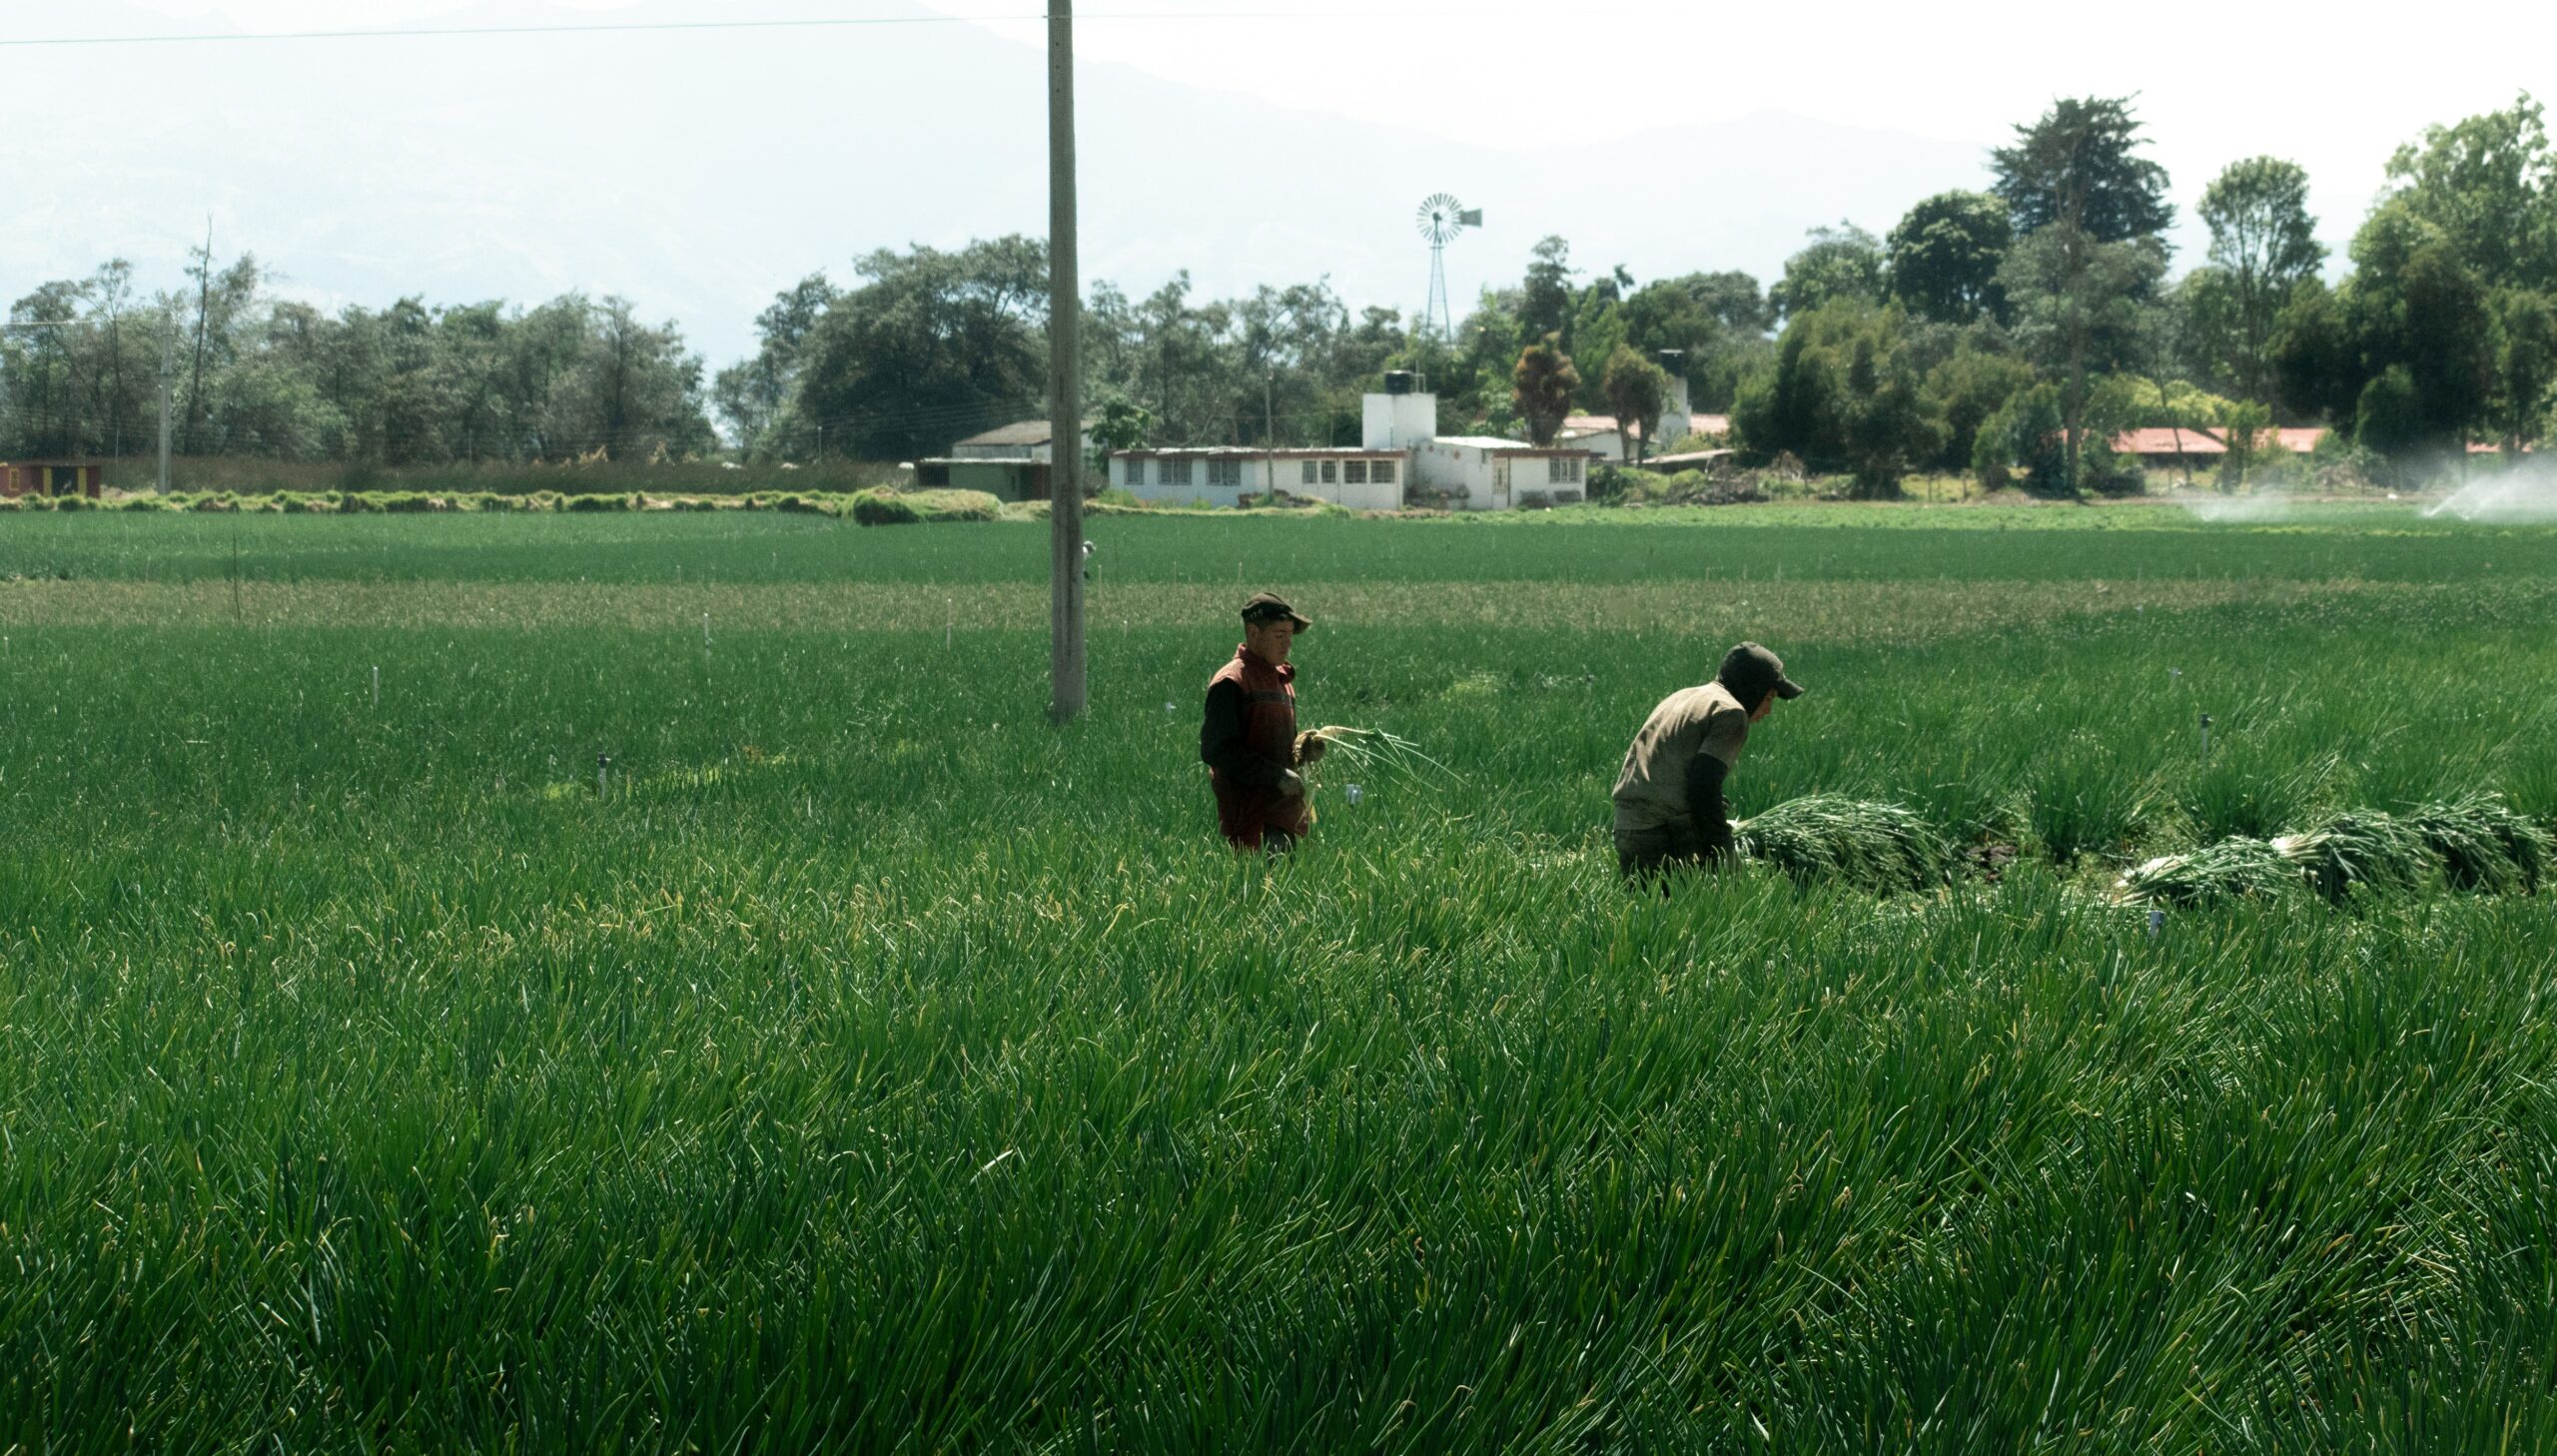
[0, 11, 1384, 49]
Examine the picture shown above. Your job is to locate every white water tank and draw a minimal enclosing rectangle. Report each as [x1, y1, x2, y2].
[1362, 385, 1438, 451]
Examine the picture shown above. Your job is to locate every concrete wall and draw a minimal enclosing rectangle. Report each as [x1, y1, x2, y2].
[948, 459, 1035, 499]
[1116, 454, 1252, 508]
[1361, 392, 1438, 451]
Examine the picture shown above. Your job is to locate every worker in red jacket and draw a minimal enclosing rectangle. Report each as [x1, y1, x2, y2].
[1199, 592, 1324, 852]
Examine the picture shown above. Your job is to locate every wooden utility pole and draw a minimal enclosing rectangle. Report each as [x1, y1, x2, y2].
[157, 317, 176, 493]
[1047, 0, 1087, 721]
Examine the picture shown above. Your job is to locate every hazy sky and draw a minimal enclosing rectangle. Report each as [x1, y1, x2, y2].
[12, 0, 2553, 361]
[98, 0, 2548, 202]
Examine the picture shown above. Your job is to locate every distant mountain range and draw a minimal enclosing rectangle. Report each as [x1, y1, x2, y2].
[6, 0, 2016, 365]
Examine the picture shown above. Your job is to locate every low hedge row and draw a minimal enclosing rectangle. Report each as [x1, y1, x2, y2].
[0, 488, 1006, 521]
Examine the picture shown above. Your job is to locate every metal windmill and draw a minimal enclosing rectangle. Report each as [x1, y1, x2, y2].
[1415, 193, 1480, 343]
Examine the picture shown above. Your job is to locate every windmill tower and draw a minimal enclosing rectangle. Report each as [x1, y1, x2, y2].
[1415, 193, 1480, 344]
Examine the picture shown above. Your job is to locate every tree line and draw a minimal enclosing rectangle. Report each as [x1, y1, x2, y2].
[7, 93, 2550, 490]
[1, 250, 714, 467]
[1726, 93, 2557, 494]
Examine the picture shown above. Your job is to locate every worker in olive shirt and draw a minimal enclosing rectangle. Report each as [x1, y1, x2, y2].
[1200, 592, 1326, 852]
[1612, 642, 1804, 877]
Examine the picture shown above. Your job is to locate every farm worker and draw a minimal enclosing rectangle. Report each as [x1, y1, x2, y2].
[1200, 592, 1326, 852]
[1610, 641, 1804, 878]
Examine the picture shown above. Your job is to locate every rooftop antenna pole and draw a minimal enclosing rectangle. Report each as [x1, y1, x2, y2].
[1047, 0, 1087, 721]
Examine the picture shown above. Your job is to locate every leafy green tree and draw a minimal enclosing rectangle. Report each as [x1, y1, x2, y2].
[2486, 288, 2557, 452]
[1973, 381, 2067, 492]
[2215, 398, 2273, 490]
[2379, 93, 2557, 295]
[2354, 364, 2427, 460]
[2194, 158, 2326, 403]
[1621, 272, 1773, 411]
[1992, 97, 2174, 490]
[2346, 202, 2494, 453]
[1733, 299, 1942, 495]
[1599, 343, 1669, 463]
[1512, 334, 1579, 446]
[1998, 228, 2168, 492]
[1887, 192, 2013, 325]
[792, 237, 1049, 460]
[1924, 341, 2036, 471]
[1770, 224, 1887, 322]
[715, 274, 838, 459]
[2268, 278, 2362, 422]
[1993, 96, 2175, 243]
[1519, 237, 1576, 347]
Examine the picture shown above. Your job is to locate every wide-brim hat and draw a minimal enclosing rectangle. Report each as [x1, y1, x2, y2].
[1242, 592, 1311, 630]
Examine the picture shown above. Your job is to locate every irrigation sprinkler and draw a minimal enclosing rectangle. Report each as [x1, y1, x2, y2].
[946, 599, 955, 651]
[2146, 908, 2165, 941]
[597, 753, 611, 802]
[371, 665, 381, 709]
[1343, 783, 1364, 806]
[2199, 713, 2212, 768]
[702, 612, 712, 648]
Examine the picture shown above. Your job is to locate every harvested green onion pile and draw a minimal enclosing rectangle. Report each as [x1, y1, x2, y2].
[2406, 794, 2554, 893]
[2116, 837, 2302, 905]
[2118, 797, 2557, 906]
[2270, 809, 2437, 901]
[1736, 795, 1954, 892]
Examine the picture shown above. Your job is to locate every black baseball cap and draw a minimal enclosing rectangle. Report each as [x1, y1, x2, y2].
[1718, 641, 1804, 701]
[1242, 592, 1311, 630]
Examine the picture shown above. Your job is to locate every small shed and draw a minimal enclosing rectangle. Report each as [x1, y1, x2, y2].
[0, 461, 105, 499]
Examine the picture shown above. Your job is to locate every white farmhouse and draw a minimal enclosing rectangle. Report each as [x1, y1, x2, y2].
[1110, 448, 1407, 511]
[1111, 371, 1598, 511]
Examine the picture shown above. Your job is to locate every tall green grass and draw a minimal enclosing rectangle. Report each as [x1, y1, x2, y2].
[1, 505, 2554, 1449]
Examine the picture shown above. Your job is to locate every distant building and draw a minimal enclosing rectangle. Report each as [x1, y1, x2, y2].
[1109, 372, 1597, 511]
[2112, 426, 2327, 471]
[1558, 411, 1733, 462]
[1111, 448, 1406, 510]
[1553, 356, 1729, 462]
[0, 460, 103, 499]
[913, 417, 1097, 500]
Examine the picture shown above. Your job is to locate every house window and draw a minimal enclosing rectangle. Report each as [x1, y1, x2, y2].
[1300, 460, 1317, 485]
[1372, 459, 1396, 484]
[1548, 457, 1568, 483]
[1207, 458, 1243, 488]
[1342, 460, 1367, 484]
[1320, 460, 1337, 484]
[1163, 458, 1194, 486]
[1124, 458, 1147, 486]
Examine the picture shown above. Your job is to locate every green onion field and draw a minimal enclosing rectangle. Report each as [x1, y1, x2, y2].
[4, 501, 2555, 1451]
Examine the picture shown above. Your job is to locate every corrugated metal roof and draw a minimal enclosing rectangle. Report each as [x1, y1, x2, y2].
[1428, 435, 1599, 455]
[1558, 412, 1731, 441]
[2113, 426, 2327, 456]
[1114, 446, 1403, 458]
[955, 418, 1086, 447]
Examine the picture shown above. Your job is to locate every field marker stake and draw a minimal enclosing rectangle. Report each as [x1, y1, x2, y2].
[2198, 712, 2212, 768]
[2146, 908, 2165, 941]
[946, 598, 955, 650]
[597, 753, 610, 802]
[703, 612, 711, 647]
[371, 665, 380, 708]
